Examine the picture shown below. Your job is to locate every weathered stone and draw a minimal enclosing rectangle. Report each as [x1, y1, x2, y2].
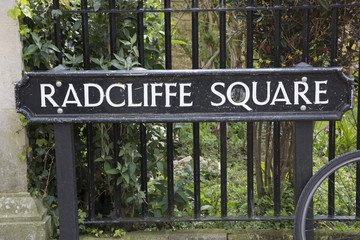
[0, 0, 52, 239]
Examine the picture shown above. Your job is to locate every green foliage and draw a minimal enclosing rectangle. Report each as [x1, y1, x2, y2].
[9, 0, 360, 236]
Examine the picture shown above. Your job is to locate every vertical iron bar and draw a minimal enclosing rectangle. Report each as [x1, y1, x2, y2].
[246, 0, 254, 69]
[328, 0, 338, 217]
[246, 0, 254, 218]
[193, 123, 200, 218]
[81, 0, 90, 69]
[137, 0, 145, 67]
[328, 120, 336, 216]
[220, 122, 227, 217]
[164, 0, 172, 69]
[137, 0, 148, 218]
[274, 0, 282, 216]
[54, 124, 79, 240]
[87, 123, 95, 220]
[273, 122, 281, 216]
[302, 0, 310, 63]
[219, 0, 226, 69]
[247, 122, 254, 217]
[219, 0, 227, 218]
[295, 121, 313, 240]
[140, 123, 148, 217]
[109, 0, 117, 58]
[137, 1, 148, 217]
[114, 123, 122, 218]
[192, 0, 199, 70]
[192, 0, 200, 219]
[164, 0, 174, 218]
[274, 0, 282, 68]
[167, 123, 174, 217]
[357, 48, 360, 217]
[53, 0, 62, 64]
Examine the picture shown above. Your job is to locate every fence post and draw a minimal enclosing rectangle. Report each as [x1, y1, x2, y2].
[54, 124, 79, 240]
[295, 121, 313, 240]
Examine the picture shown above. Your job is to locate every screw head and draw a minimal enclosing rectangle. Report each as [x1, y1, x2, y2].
[300, 105, 307, 111]
[56, 81, 62, 87]
[301, 76, 307, 82]
[57, 108, 63, 114]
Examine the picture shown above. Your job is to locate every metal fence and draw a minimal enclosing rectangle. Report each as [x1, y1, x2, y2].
[32, 0, 360, 239]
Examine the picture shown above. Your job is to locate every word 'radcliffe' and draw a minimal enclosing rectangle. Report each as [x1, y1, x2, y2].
[40, 80, 329, 111]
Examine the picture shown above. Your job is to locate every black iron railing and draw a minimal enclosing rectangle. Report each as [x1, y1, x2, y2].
[29, 1, 360, 239]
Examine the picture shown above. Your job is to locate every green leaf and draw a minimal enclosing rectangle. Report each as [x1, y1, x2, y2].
[130, 34, 137, 44]
[122, 28, 130, 40]
[7, 7, 21, 20]
[201, 205, 213, 211]
[23, 44, 38, 57]
[22, 6, 33, 19]
[74, 21, 81, 30]
[94, 2, 101, 11]
[105, 169, 119, 175]
[171, 39, 187, 45]
[104, 161, 112, 172]
[123, 173, 129, 183]
[129, 162, 136, 176]
[104, 161, 119, 175]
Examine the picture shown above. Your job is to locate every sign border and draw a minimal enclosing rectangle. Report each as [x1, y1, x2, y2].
[16, 66, 354, 123]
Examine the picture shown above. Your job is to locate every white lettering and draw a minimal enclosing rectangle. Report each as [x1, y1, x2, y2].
[84, 83, 104, 107]
[294, 82, 312, 105]
[165, 83, 177, 107]
[314, 80, 329, 104]
[62, 84, 82, 107]
[106, 84, 126, 107]
[143, 83, 149, 107]
[128, 83, 142, 107]
[226, 82, 252, 111]
[270, 82, 291, 105]
[252, 81, 271, 106]
[179, 83, 193, 107]
[40, 84, 59, 107]
[151, 83, 163, 107]
[211, 82, 226, 106]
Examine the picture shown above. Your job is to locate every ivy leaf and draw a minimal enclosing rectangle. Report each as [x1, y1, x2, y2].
[94, 2, 101, 11]
[7, 7, 21, 20]
[22, 6, 33, 19]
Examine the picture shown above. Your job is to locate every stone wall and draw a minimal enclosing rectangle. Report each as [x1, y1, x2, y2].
[0, 1, 51, 239]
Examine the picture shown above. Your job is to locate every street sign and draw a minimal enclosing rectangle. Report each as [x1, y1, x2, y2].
[16, 65, 353, 123]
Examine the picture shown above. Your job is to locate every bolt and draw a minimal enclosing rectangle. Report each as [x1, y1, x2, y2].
[300, 105, 306, 111]
[301, 76, 307, 82]
[57, 108, 63, 114]
[56, 81, 62, 87]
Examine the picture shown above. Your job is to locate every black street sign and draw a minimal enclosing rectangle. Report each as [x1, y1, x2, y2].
[16, 65, 353, 123]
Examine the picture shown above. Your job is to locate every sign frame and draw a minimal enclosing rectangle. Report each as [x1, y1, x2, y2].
[16, 65, 354, 123]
